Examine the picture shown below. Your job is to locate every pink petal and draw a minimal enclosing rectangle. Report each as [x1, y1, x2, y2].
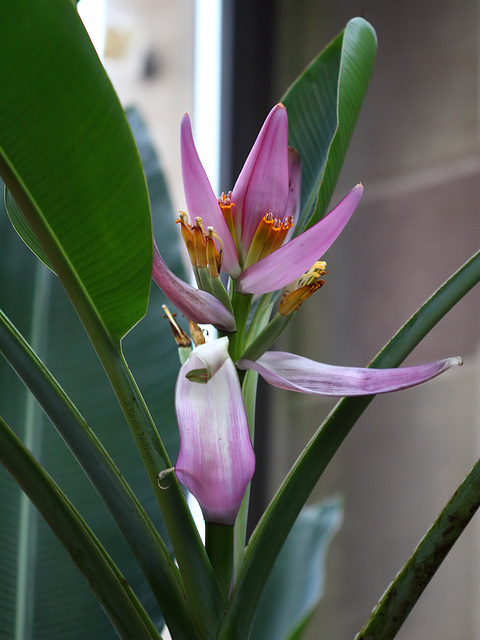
[236, 184, 363, 295]
[175, 338, 255, 525]
[152, 241, 235, 332]
[232, 104, 290, 256]
[236, 351, 463, 396]
[181, 114, 240, 277]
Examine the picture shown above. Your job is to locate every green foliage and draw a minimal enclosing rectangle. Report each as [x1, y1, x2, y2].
[250, 498, 343, 640]
[0, 417, 162, 640]
[5, 190, 52, 271]
[283, 18, 377, 229]
[0, 107, 185, 639]
[0, 0, 152, 343]
[2, 4, 475, 639]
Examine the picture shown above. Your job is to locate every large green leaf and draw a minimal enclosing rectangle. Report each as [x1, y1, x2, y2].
[0, 107, 186, 639]
[250, 498, 343, 640]
[283, 18, 377, 229]
[0, 0, 152, 343]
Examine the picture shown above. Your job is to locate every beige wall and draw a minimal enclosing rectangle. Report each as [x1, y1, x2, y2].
[270, 1, 479, 638]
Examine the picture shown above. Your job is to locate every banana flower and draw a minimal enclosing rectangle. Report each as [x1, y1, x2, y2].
[152, 103, 363, 329]
[158, 104, 462, 526]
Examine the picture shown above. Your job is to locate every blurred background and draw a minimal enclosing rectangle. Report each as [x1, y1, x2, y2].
[83, 0, 479, 638]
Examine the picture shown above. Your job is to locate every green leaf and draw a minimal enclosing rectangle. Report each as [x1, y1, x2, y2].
[218, 251, 480, 640]
[0, 416, 162, 640]
[283, 18, 377, 229]
[5, 188, 52, 271]
[0, 0, 152, 343]
[0, 305, 197, 640]
[250, 498, 343, 640]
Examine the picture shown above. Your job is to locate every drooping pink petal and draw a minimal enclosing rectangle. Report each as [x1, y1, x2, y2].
[175, 338, 255, 525]
[236, 184, 363, 295]
[236, 351, 463, 396]
[152, 242, 235, 332]
[232, 104, 290, 256]
[180, 114, 240, 277]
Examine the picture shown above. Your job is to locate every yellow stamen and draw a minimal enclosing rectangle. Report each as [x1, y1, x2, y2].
[258, 215, 293, 260]
[206, 227, 223, 278]
[176, 212, 196, 265]
[245, 212, 294, 267]
[188, 320, 206, 346]
[243, 213, 274, 267]
[218, 191, 237, 244]
[279, 261, 328, 316]
[162, 304, 191, 347]
[193, 217, 207, 268]
[177, 212, 224, 275]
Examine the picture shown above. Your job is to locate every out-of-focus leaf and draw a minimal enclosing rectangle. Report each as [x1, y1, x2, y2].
[250, 498, 343, 640]
[283, 17, 377, 230]
[0, 417, 162, 640]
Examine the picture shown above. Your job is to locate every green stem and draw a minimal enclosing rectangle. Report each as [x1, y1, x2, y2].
[211, 276, 234, 314]
[355, 457, 480, 640]
[0, 416, 163, 640]
[0, 307, 197, 640]
[228, 291, 253, 360]
[233, 299, 286, 574]
[233, 369, 259, 576]
[218, 250, 480, 640]
[205, 523, 234, 598]
[244, 293, 274, 347]
[240, 312, 292, 361]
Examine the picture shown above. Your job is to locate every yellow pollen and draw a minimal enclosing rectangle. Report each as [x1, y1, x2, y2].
[279, 261, 328, 316]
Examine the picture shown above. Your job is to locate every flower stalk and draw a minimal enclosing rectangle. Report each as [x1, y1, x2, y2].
[205, 523, 235, 599]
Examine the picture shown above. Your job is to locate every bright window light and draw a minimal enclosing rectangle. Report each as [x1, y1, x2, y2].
[194, 0, 223, 195]
[78, 0, 106, 58]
